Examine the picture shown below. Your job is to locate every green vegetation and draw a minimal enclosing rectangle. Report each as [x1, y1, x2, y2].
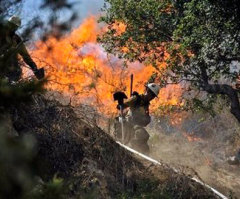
[99, 0, 240, 122]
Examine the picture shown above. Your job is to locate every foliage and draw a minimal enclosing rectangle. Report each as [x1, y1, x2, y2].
[0, 0, 23, 18]
[99, 0, 175, 64]
[0, 129, 36, 199]
[99, 0, 240, 122]
[0, 0, 79, 198]
[0, 79, 45, 110]
[27, 175, 67, 199]
[117, 178, 170, 199]
[0, 123, 67, 199]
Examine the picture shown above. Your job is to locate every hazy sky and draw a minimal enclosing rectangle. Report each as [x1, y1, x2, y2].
[21, 0, 105, 27]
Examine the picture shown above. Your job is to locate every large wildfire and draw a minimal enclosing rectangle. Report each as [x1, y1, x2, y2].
[29, 17, 182, 116]
[26, 17, 240, 197]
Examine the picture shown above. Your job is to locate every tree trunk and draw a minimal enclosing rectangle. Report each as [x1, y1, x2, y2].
[200, 65, 240, 123]
[203, 83, 240, 123]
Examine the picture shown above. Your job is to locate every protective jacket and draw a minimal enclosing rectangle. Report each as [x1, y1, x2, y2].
[124, 93, 151, 126]
[0, 21, 38, 81]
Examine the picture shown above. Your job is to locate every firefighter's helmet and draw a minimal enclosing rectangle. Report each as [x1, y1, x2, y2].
[8, 16, 21, 27]
[146, 83, 160, 97]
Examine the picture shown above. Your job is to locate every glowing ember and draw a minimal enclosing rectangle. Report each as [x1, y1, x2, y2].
[183, 132, 202, 142]
[30, 17, 183, 116]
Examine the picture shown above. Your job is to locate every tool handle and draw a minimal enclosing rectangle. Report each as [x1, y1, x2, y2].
[130, 74, 133, 97]
[119, 105, 125, 143]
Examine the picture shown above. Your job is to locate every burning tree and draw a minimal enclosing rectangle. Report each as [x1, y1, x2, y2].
[98, 0, 240, 122]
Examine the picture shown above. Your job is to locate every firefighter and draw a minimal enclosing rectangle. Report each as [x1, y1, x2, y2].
[0, 16, 44, 82]
[116, 83, 160, 154]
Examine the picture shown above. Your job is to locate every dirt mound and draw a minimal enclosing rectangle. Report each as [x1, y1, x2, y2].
[11, 94, 221, 198]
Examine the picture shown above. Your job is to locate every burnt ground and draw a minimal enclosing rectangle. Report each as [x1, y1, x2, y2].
[148, 116, 240, 198]
[10, 94, 222, 199]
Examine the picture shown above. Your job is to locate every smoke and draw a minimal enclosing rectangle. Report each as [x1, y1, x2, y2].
[78, 43, 108, 60]
[148, 111, 240, 197]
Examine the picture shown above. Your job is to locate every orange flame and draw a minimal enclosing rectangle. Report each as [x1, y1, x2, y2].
[30, 17, 183, 116]
[112, 21, 126, 36]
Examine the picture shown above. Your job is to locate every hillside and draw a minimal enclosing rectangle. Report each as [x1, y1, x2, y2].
[9, 94, 222, 199]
